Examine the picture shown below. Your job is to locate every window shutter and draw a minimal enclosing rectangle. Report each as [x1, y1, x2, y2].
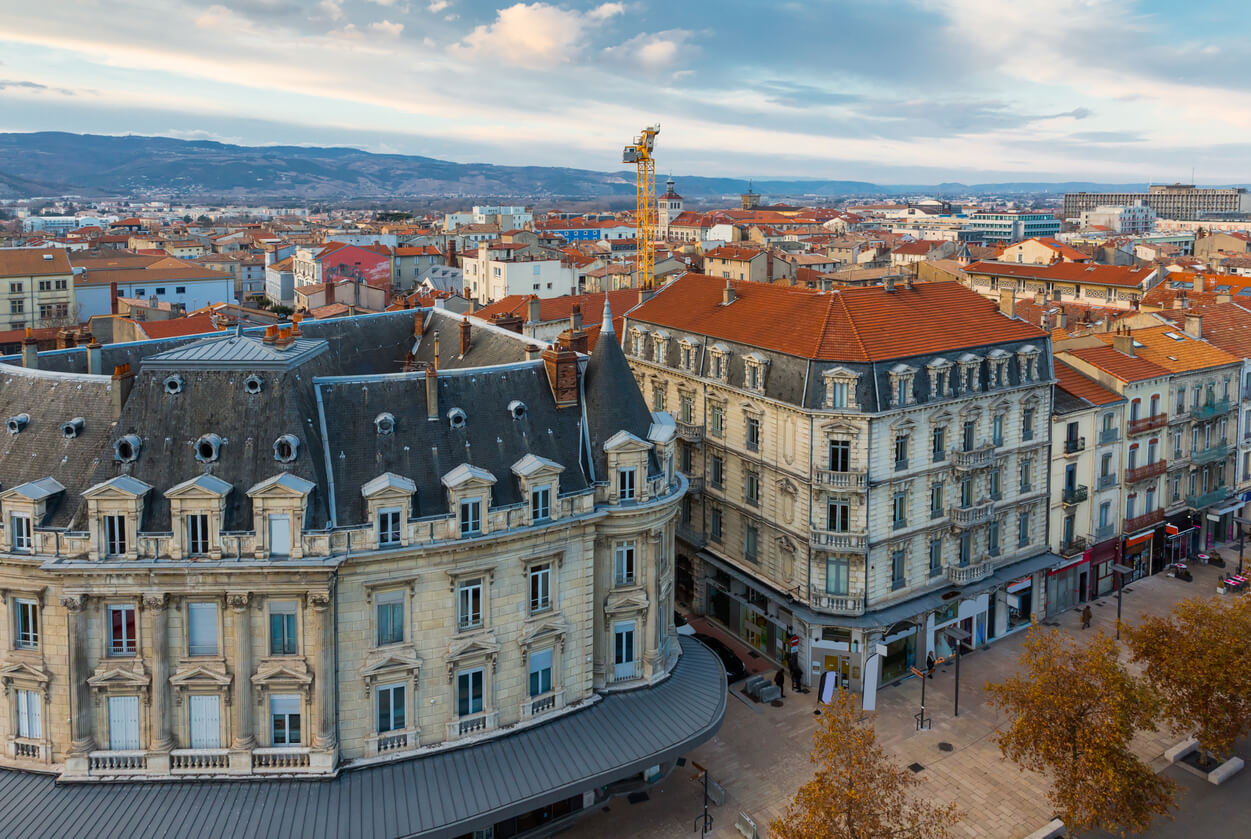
[109, 695, 140, 750]
[17, 690, 30, 738]
[271, 694, 300, 716]
[188, 603, 218, 656]
[190, 695, 221, 749]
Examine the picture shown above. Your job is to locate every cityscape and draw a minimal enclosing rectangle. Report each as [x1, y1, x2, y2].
[2, 2, 1251, 838]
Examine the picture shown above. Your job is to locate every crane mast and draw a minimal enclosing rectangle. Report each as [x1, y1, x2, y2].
[622, 124, 659, 290]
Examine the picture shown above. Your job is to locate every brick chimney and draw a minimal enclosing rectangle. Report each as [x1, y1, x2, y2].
[542, 345, 579, 408]
[291, 313, 303, 337]
[21, 328, 38, 369]
[459, 317, 472, 356]
[446, 239, 457, 267]
[1112, 325, 1135, 357]
[111, 363, 135, 418]
[491, 313, 524, 333]
[570, 303, 583, 331]
[263, 325, 279, 344]
[1185, 313, 1203, 338]
[558, 328, 589, 354]
[525, 343, 543, 361]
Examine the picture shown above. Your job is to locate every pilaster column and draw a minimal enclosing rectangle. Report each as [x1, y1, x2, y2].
[144, 593, 173, 753]
[62, 594, 94, 756]
[228, 593, 255, 750]
[309, 590, 337, 755]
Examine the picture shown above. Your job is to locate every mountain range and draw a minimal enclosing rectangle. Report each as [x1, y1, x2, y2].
[0, 131, 1195, 203]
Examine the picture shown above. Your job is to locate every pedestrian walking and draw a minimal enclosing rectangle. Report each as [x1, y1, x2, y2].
[925, 651, 935, 679]
[774, 668, 786, 698]
[1081, 604, 1092, 630]
[789, 656, 802, 692]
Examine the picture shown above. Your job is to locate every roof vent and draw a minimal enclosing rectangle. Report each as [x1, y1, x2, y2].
[508, 400, 527, 420]
[163, 374, 184, 395]
[6, 413, 29, 434]
[273, 434, 299, 463]
[195, 433, 222, 463]
[42, 254, 53, 261]
[243, 374, 263, 395]
[62, 417, 85, 438]
[448, 407, 467, 429]
[114, 434, 141, 463]
[375, 412, 396, 435]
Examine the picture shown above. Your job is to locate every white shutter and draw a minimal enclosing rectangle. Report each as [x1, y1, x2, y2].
[187, 602, 218, 656]
[108, 695, 140, 750]
[28, 692, 42, 740]
[189, 695, 221, 749]
[270, 694, 300, 716]
[17, 690, 30, 739]
[269, 514, 291, 556]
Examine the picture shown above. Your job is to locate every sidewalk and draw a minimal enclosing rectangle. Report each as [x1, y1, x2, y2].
[575, 560, 1235, 839]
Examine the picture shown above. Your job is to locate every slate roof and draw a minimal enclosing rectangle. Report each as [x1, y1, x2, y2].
[143, 333, 327, 370]
[583, 303, 657, 481]
[0, 636, 725, 839]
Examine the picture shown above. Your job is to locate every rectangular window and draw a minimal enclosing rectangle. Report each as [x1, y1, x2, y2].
[679, 444, 692, 473]
[10, 513, 32, 552]
[709, 404, 724, 437]
[745, 471, 760, 506]
[746, 417, 761, 452]
[1023, 408, 1035, 441]
[709, 507, 722, 542]
[457, 579, 483, 630]
[187, 602, 219, 656]
[890, 550, 905, 590]
[827, 500, 849, 532]
[528, 648, 553, 697]
[108, 695, 141, 751]
[992, 415, 1004, 447]
[376, 590, 404, 646]
[15, 598, 38, 650]
[988, 520, 1000, 556]
[892, 491, 907, 528]
[651, 383, 665, 411]
[268, 513, 291, 556]
[269, 600, 298, 656]
[186, 514, 209, 555]
[962, 420, 976, 452]
[1017, 511, 1029, 546]
[830, 380, 848, 408]
[105, 514, 127, 556]
[377, 683, 406, 733]
[989, 468, 1001, 499]
[680, 394, 694, 424]
[894, 434, 909, 470]
[825, 557, 849, 595]
[530, 486, 551, 521]
[710, 455, 724, 488]
[930, 482, 944, 518]
[189, 694, 222, 749]
[109, 604, 137, 656]
[932, 427, 946, 461]
[529, 563, 551, 612]
[613, 621, 636, 677]
[457, 668, 484, 717]
[959, 532, 972, 565]
[614, 543, 636, 586]
[618, 468, 636, 501]
[829, 439, 850, 472]
[929, 539, 942, 576]
[1020, 459, 1032, 493]
[459, 498, 481, 535]
[745, 523, 759, 562]
[378, 508, 402, 546]
[16, 688, 41, 740]
[270, 694, 301, 745]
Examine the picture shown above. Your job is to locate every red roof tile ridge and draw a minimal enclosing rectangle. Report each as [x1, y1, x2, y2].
[833, 292, 867, 361]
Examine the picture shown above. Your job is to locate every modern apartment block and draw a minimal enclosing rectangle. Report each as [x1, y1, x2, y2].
[626, 274, 1063, 692]
[0, 249, 77, 330]
[0, 309, 722, 837]
[1064, 184, 1251, 221]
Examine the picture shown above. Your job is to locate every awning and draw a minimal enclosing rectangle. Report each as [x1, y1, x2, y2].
[1006, 577, 1033, 593]
[1212, 500, 1243, 516]
[1048, 554, 1089, 576]
[1125, 531, 1155, 549]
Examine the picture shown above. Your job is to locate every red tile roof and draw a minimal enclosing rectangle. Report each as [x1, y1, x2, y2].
[135, 315, 223, 339]
[629, 274, 1046, 362]
[1061, 344, 1171, 383]
[0, 248, 72, 277]
[473, 289, 638, 330]
[1054, 360, 1123, 406]
[704, 245, 764, 262]
[963, 260, 1156, 288]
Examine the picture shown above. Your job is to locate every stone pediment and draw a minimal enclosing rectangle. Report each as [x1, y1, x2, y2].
[603, 429, 650, 454]
[88, 663, 151, 692]
[360, 645, 423, 679]
[251, 659, 314, 690]
[819, 419, 861, 436]
[83, 475, 153, 500]
[604, 589, 650, 618]
[519, 617, 569, 650]
[165, 474, 233, 500]
[362, 472, 418, 498]
[247, 473, 316, 499]
[169, 663, 233, 690]
[510, 454, 565, 480]
[0, 660, 51, 687]
[447, 633, 500, 664]
[441, 463, 497, 491]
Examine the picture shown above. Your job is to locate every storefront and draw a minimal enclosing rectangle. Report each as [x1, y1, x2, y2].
[1046, 554, 1089, 614]
[879, 622, 918, 684]
[1002, 575, 1036, 631]
[1205, 499, 1244, 549]
[1088, 538, 1122, 598]
[1123, 530, 1156, 580]
[927, 592, 989, 658]
[703, 571, 784, 663]
[1163, 512, 1200, 570]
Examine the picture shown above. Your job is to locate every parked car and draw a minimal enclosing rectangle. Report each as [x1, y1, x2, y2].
[693, 633, 747, 682]
[674, 611, 696, 636]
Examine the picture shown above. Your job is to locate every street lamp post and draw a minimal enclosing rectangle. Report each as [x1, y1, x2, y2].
[945, 627, 972, 717]
[1111, 562, 1133, 640]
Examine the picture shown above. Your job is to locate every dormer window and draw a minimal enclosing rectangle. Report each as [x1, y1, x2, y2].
[744, 352, 769, 393]
[459, 498, 481, 535]
[104, 514, 127, 557]
[618, 467, 637, 501]
[678, 339, 699, 372]
[822, 367, 859, 410]
[957, 353, 981, 393]
[378, 507, 402, 546]
[889, 364, 916, 407]
[630, 327, 649, 357]
[1017, 345, 1040, 383]
[988, 349, 1011, 389]
[652, 330, 669, 364]
[10, 512, 31, 552]
[186, 514, 210, 555]
[531, 486, 551, 521]
[709, 343, 730, 381]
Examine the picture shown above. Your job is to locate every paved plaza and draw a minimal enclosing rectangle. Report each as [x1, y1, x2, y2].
[572, 557, 1249, 839]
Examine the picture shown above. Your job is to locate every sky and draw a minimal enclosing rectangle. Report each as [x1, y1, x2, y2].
[1, 0, 1250, 184]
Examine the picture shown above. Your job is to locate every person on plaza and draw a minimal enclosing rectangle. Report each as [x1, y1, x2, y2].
[774, 667, 786, 698]
[789, 656, 802, 692]
[1081, 604, 1093, 630]
[926, 651, 935, 679]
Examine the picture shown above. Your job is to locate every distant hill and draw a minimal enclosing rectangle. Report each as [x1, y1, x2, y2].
[0, 131, 1181, 202]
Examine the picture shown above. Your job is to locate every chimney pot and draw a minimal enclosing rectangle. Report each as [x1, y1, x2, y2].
[1113, 331, 1135, 357]
[570, 303, 583, 331]
[263, 325, 278, 344]
[20, 327, 38, 369]
[1185, 313, 1203, 338]
[722, 280, 736, 305]
[460, 317, 472, 356]
[425, 363, 439, 420]
[527, 296, 541, 324]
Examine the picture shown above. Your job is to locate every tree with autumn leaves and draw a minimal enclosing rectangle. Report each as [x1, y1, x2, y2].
[770, 690, 959, 839]
[986, 628, 1175, 835]
[1124, 595, 1251, 766]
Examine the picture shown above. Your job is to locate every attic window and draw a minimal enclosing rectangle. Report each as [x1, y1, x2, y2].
[243, 374, 263, 395]
[1132, 340, 1144, 348]
[448, 408, 467, 429]
[114, 434, 141, 463]
[195, 433, 222, 463]
[6, 413, 29, 434]
[61, 417, 84, 439]
[163, 375, 184, 395]
[508, 400, 527, 420]
[273, 434, 299, 463]
[375, 412, 396, 435]
[1164, 332, 1184, 341]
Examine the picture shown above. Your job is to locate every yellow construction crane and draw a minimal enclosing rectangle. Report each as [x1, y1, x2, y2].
[622, 124, 659, 289]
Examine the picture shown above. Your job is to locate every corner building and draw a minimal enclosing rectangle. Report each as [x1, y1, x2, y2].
[0, 309, 724, 838]
[628, 274, 1064, 691]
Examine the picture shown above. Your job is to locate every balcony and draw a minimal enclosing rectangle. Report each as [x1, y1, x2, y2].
[1059, 536, 1089, 557]
[1192, 398, 1231, 421]
[1128, 414, 1168, 435]
[686, 476, 704, 495]
[677, 522, 707, 548]
[675, 420, 704, 443]
[369, 728, 420, 754]
[170, 749, 230, 772]
[609, 660, 643, 684]
[949, 500, 994, 528]
[808, 584, 865, 615]
[1191, 442, 1229, 466]
[88, 750, 147, 774]
[1063, 436, 1086, 455]
[945, 562, 993, 586]
[1098, 428, 1120, 445]
[951, 444, 996, 471]
[1124, 508, 1164, 533]
[1125, 460, 1167, 483]
[1095, 523, 1117, 542]
[520, 689, 565, 720]
[446, 710, 500, 739]
[810, 528, 868, 553]
[1062, 485, 1089, 506]
[252, 747, 313, 772]
[1187, 487, 1231, 510]
[814, 468, 867, 490]
[1098, 473, 1118, 490]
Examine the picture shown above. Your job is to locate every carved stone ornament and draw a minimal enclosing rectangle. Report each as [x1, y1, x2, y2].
[60, 594, 86, 613]
[307, 591, 332, 610]
[142, 593, 168, 611]
[226, 592, 251, 611]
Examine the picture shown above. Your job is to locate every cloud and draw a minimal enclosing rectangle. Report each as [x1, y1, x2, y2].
[0, 79, 77, 96]
[452, 3, 623, 68]
[369, 20, 405, 37]
[427, 0, 449, 10]
[603, 29, 695, 70]
[317, 0, 343, 21]
[755, 80, 862, 108]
